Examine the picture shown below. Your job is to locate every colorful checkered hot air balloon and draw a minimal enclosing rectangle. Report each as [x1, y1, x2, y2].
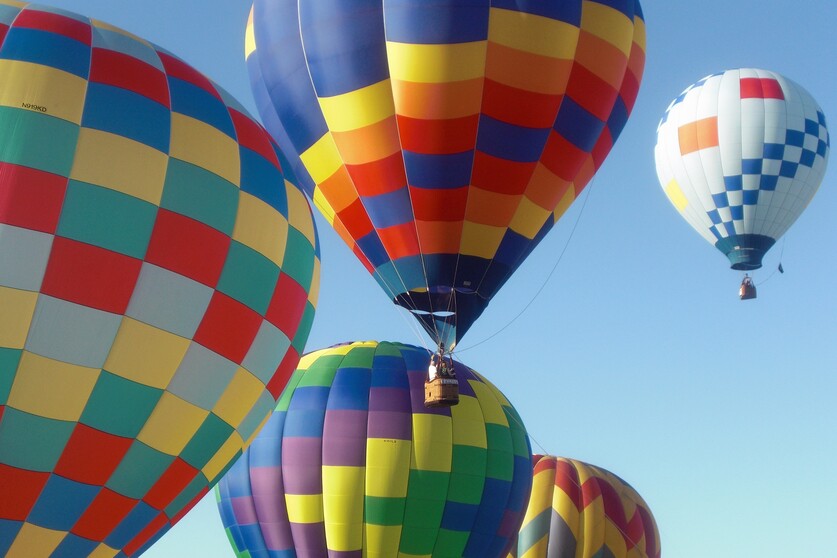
[655, 69, 829, 275]
[0, 3, 319, 556]
[508, 456, 660, 558]
[246, 0, 646, 349]
[216, 341, 533, 558]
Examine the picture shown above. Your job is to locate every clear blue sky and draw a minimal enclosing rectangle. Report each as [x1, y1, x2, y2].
[43, 1, 837, 556]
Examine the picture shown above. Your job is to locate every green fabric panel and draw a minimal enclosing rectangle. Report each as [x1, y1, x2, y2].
[280, 228, 315, 290]
[336, 346, 375, 369]
[291, 303, 316, 354]
[57, 180, 158, 258]
[376, 342, 405, 358]
[164, 471, 209, 519]
[447, 445, 487, 504]
[179, 412, 234, 470]
[505, 407, 531, 458]
[217, 241, 280, 314]
[485, 423, 514, 480]
[0, 107, 79, 176]
[160, 158, 239, 235]
[400, 469, 449, 554]
[365, 495, 407, 527]
[297, 355, 340, 387]
[79, 371, 163, 438]
[433, 528, 470, 558]
[0, 348, 22, 405]
[0, 408, 74, 471]
[106, 440, 174, 499]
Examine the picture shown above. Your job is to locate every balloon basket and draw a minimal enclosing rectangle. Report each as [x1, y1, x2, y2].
[425, 378, 459, 407]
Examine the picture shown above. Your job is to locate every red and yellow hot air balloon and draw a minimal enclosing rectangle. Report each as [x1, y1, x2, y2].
[247, 0, 646, 350]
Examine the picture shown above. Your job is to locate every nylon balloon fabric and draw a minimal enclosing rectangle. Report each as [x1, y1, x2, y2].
[655, 68, 829, 270]
[247, 0, 646, 348]
[507, 456, 660, 558]
[216, 341, 533, 558]
[0, 3, 320, 556]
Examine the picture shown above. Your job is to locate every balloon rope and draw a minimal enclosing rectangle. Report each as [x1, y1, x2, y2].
[755, 236, 786, 287]
[453, 179, 595, 355]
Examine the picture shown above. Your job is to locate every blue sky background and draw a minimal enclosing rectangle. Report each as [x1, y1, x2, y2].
[40, 1, 837, 556]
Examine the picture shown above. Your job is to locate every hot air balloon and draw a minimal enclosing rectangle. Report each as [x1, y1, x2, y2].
[654, 68, 829, 298]
[216, 341, 533, 558]
[247, 0, 646, 350]
[508, 455, 660, 558]
[0, 3, 319, 556]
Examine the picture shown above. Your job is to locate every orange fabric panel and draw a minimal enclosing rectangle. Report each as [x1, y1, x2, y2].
[346, 151, 407, 197]
[485, 42, 573, 95]
[415, 219, 463, 255]
[678, 117, 718, 155]
[464, 187, 520, 226]
[316, 167, 358, 213]
[573, 31, 629, 91]
[331, 116, 401, 164]
[391, 78, 484, 119]
[378, 221, 421, 259]
[524, 164, 572, 211]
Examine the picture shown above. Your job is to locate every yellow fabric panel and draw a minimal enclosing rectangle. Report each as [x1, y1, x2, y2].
[88, 543, 120, 558]
[311, 188, 336, 224]
[365, 524, 403, 558]
[410, 414, 452, 472]
[286, 181, 317, 247]
[203, 431, 244, 483]
[519, 536, 549, 558]
[551, 184, 577, 224]
[664, 179, 689, 211]
[8, 351, 100, 422]
[510, 196, 551, 240]
[285, 493, 325, 524]
[6, 524, 64, 557]
[137, 392, 209, 456]
[104, 318, 190, 389]
[366, 438, 411, 498]
[449, 396, 487, 448]
[0, 60, 87, 124]
[244, 7, 256, 59]
[580, 494, 605, 557]
[213, 368, 266, 428]
[632, 14, 647, 52]
[604, 518, 628, 555]
[300, 133, 344, 184]
[318, 80, 394, 132]
[469, 381, 509, 426]
[0, 0, 26, 7]
[477, 375, 512, 407]
[70, 128, 168, 205]
[551, 478, 580, 538]
[459, 221, 504, 259]
[0, 286, 37, 348]
[523, 467, 556, 523]
[232, 192, 288, 267]
[489, 8, 580, 59]
[386, 42, 487, 83]
[91, 19, 152, 48]
[322, 465, 365, 552]
[308, 258, 321, 306]
[170, 113, 240, 186]
[581, 2, 634, 57]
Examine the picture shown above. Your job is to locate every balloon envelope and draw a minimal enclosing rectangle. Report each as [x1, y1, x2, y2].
[247, 0, 646, 348]
[216, 340, 533, 558]
[655, 68, 829, 270]
[0, 3, 319, 556]
[508, 455, 660, 558]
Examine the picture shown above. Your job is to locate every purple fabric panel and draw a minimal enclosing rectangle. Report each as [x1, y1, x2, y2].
[282, 436, 323, 494]
[322, 409, 368, 466]
[328, 551, 363, 558]
[367, 409, 412, 440]
[290, 521, 327, 558]
[455, 364, 477, 397]
[367, 386, 412, 412]
[230, 496, 259, 525]
[261, 521, 295, 552]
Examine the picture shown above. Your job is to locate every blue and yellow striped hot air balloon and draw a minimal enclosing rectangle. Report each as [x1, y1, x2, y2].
[216, 341, 533, 558]
[0, 3, 319, 556]
[246, 0, 646, 349]
[508, 456, 660, 558]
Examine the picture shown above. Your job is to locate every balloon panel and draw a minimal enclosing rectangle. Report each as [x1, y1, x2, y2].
[0, 3, 319, 556]
[655, 68, 829, 269]
[217, 340, 533, 558]
[249, 0, 646, 347]
[508, 456, 660, 558]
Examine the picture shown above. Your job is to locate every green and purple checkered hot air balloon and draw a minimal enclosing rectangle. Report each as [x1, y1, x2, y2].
[216, 341, 533, 558]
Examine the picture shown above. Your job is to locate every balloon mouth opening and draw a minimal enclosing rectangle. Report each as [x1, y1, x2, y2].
[730, 262, 762, 271]
[409, 309, 455, 318]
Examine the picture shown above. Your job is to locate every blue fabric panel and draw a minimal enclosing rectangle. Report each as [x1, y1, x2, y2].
[712, 192, 729, 208]
[817, 110, 827, 125]
[799, 148, 816, 167]
[554, 97, 606, 153]
[492, 0, 581, 25]
[817, 139, 828, 157]
[708, 209, 722, 224]
[327, 368, 372, 410]
[741, 158, 761, 174]
[723, 221, 736, 236]
[723, 175, 742, 191]
[82, 83, 170, 153]
[606, 95, 629, 138]
[763, 143, 784, 159]
[356, 231, 390, 268]
[742, 190, 759, 205]
[252, 1, 328, 155]
[0, 520, 22, 557]
[730, 205, 743, 220]
[167, 77, 235, 139]
[284, 387, 329, 437]
[474, 259, 511, 300]
[105, 501, 159, 549]
[507, 454, 533, 510]
[710, 226, 722, 240]
[383, 254, 425, 292]
[464, 478, 512, 557]
[383, 0, 489, 44]
[372, 260, 409, 297]
[785, 129, 804, 147]
[759, 175, 779, 191]
[404, 151, 473, 189]
[240, 146, 288, 214]
[370, 355, 410, 387]
[221, 454, 254, 498]
[477, 115, 551, 162]
[299, 0, 388, 97]
[779, 161, 798, 178]
[52, 533, 99, 558]
[240, 523, 269, 553]
[0, 28, 90, 78]
[249, 414, 286, 469]
[363, 188, 413, 229]
[493, 229, 529, 266]
[440, 500, 479, 532]
[27, 475, 99, 530]
[805, 118, 819, 136]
